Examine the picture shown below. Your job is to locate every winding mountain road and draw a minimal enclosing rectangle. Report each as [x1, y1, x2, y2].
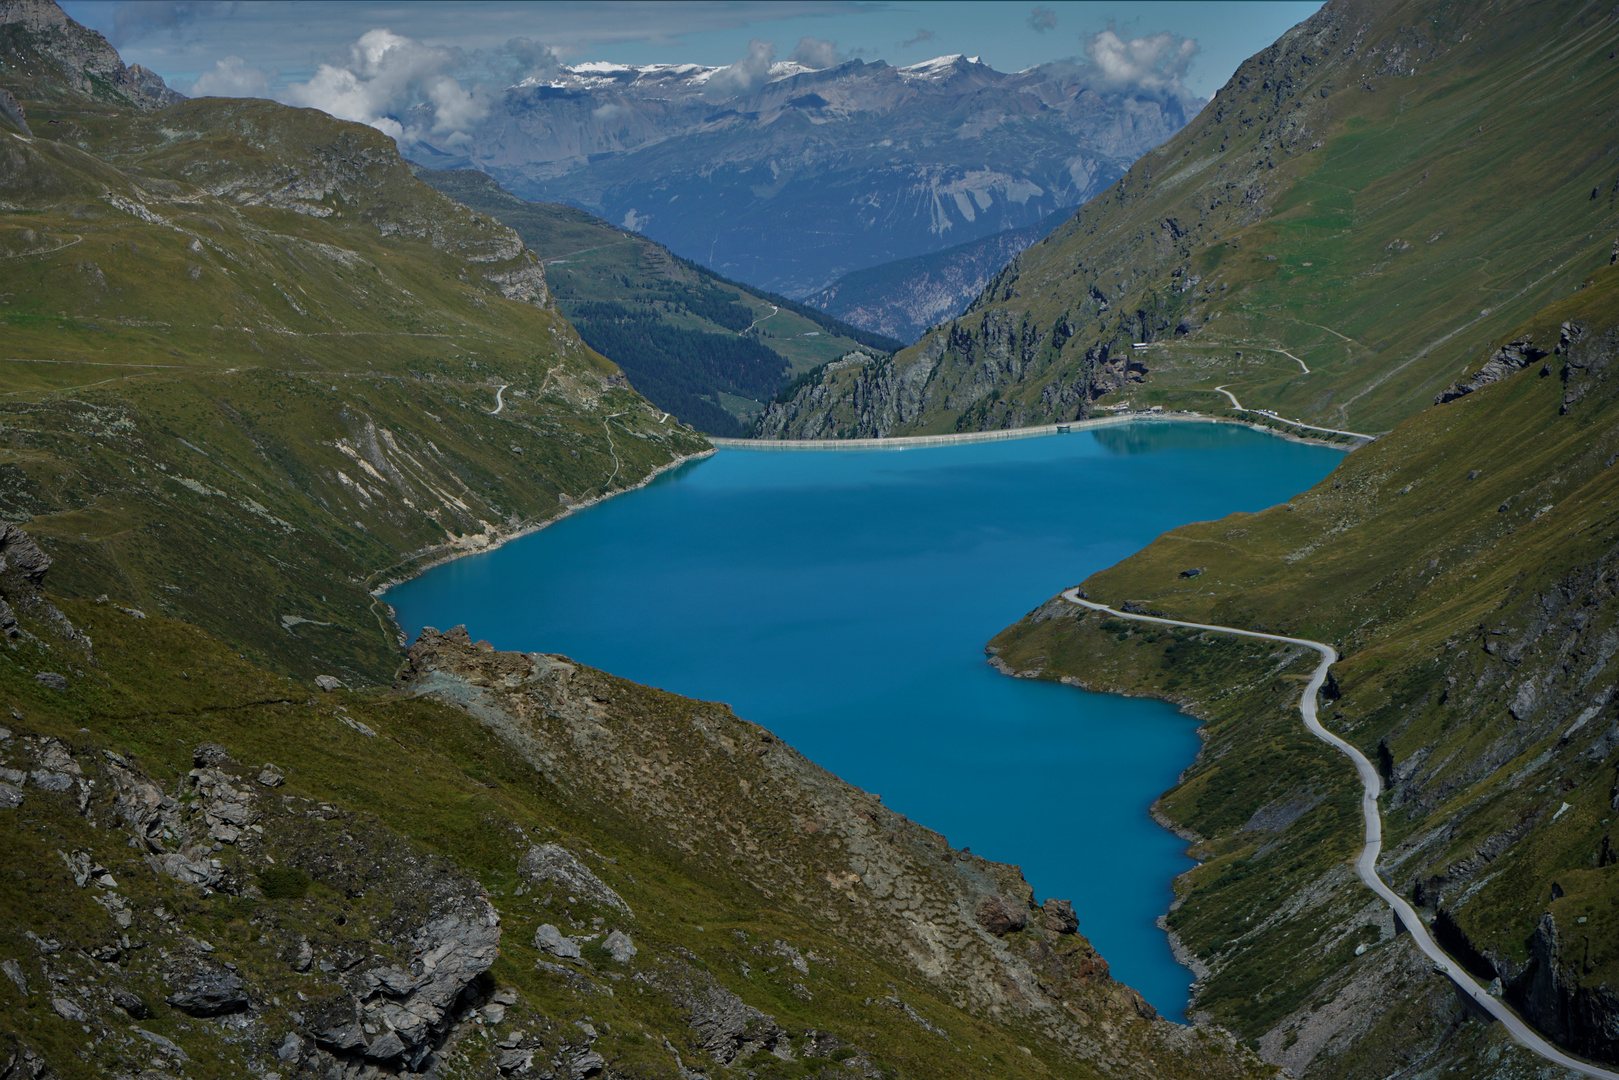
[1059, 589, 1619, 1080]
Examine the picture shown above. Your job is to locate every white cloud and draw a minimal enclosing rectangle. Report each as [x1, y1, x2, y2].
[1079, 27, 1198, 101]
[702, 37, 776, 99]
[788, 36, 842, 69]
[187, 54, 273, 98]
[280, 28, 489, 147]
[505, 35, 561, 83]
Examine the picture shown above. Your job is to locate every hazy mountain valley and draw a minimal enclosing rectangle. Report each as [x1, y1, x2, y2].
[2, 0, 1619, 1077]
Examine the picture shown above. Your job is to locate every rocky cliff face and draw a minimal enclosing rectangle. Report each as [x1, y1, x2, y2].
[0, 0, 182, 108]
[433, 55, 1201, 298]
[762, 0, 1619, 440]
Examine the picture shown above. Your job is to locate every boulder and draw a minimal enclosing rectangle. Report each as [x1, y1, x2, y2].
[1042, 898, 1079, 935]
[32, 673, 66, 691]
[110, 986, 148, 1018]
[534, 923, 581, 960]
[165, 967, 249, 1016]
[604, 929, 637, 963]
[975, 895, 1028, 936]
[50, 997, 87, 1022]
[314, 675, 345, 692]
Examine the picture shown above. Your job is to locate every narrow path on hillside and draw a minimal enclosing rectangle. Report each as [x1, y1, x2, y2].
[1206, 387, 1377, 441]
[489, 384, 508, 415]
[745, 304, 779, 333]
[541, 238, 637, 265]
[1057, 590, 1619, 1080]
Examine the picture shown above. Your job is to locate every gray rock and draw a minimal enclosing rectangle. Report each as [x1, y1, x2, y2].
[189, 766, 259, 843]
[34, 739, 78, 775]
[0, 782, 21, 809]
[32, 673, 66, 691]
[314, 675, 345, 692]
[192, 743, 232, 768]
[570, 1048, 606, 1074]
[164, 967, 249, 1016]
[534, 923, 581, 960]
[364, 1029, 408, 1061]
[276, 1032, 305, 1063]
[1436, 339, 1547, 404]
[344, 902, 501, 1066]
[28, 770, 72, 792]
[111, 986, 148, 1018]
[519, 843, 631, 913]
[1, 958, 27, 994]
[149, 850, 223, 888]
[256, 764, 285, 787]
[51, 996, 88, 1022]
[656, 963, 787, 1063]
[133, 1026, 189, 1062]
[0, 524, 52, 583]
[604, 929, 637, 963]
[497, 1046, 536, 1073]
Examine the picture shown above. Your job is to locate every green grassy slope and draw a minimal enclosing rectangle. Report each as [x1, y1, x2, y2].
[760, 0, 1619, 441]
[989, 267, 1619, 1075]
[411, 168, 900, 436]
[0, 59, 708, 683]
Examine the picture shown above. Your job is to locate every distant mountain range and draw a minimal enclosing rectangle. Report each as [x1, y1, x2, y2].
[413, 54, 1201, 298]
[804, 207, 1075, 345]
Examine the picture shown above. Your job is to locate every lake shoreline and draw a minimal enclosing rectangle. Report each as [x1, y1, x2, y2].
[368, 446, 718, 610]
[712, 410, 1365, 452]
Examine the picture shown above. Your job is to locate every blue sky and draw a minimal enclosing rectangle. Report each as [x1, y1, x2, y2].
[63, 1, 1324, 100]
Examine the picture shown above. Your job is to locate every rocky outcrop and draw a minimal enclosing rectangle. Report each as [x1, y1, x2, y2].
[1434, 338, 1548, 404]
[519, 843, 629, 912]
[0, 0, 183, 108]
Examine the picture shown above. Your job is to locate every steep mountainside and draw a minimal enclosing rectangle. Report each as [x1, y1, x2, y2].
[425, 54, 1200, 297]
[412, 168, 898, 436]
[759, 0, 1619, 441]
[803, 208, 1074, 345]
[0, 4, 708, 684]
[990, 268, 1619, 1076]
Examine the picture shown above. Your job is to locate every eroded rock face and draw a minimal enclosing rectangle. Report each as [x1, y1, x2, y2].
[316, 903, 501, 1069]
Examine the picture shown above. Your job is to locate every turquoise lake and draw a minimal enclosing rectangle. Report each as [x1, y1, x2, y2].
[387, 420, 1344, 1018]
